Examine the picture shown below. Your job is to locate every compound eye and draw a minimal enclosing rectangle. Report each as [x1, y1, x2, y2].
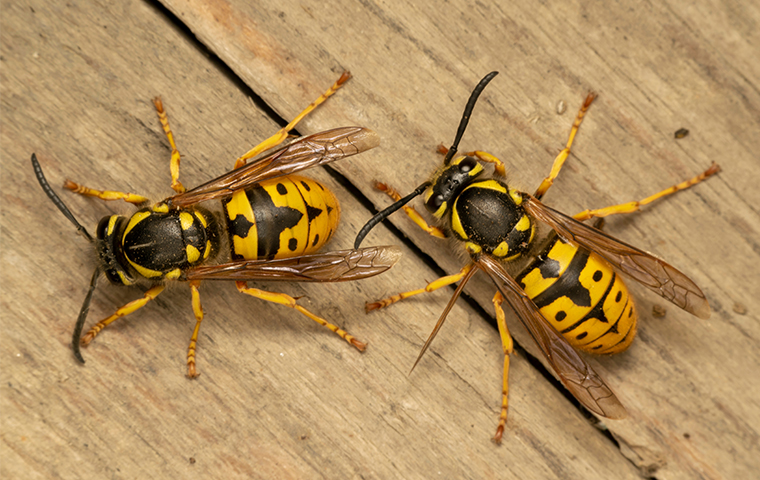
[96, 216, 112, 240]
[104, 268, 122, 284]
[427, 193, 444, 211]
[459, 156, 477, 173]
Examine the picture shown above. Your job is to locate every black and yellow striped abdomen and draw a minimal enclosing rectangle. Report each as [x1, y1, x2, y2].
[516, 236, 638, 355]
[223, 175, 340, 261]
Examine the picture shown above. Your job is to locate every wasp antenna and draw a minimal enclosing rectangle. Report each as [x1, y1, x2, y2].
[443, 71, 499, 165]
[72, 267, 101, 364]
[31, 154, 94, 243]
[354, 182, 431, 249]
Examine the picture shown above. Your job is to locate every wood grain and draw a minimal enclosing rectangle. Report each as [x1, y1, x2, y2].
[2, 0, 758, 478]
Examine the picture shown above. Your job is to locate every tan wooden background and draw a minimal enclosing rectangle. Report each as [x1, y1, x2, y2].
[2, 0, 758, 478]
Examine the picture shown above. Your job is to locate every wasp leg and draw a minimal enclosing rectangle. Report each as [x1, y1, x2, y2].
[63, 180, 148, 205]
[81, 285, 166, 346]
[534, 92, 597, 200]
[492, 291, 514, 444]
[573, 163, 721, 221]
[235, 281, 366, 351]
[373, 181, 446, 238]
[366, 264, 475, 312]
[186, 281, 203, 378]
[152, 97, 185, 194]
[465, 151, 507, 177]
[234, 72, 351, 169]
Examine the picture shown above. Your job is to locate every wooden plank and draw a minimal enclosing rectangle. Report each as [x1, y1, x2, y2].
[1, 1, 641, 479]
[153, 0, 760, 479]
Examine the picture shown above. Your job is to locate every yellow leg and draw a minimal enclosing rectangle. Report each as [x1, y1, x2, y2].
[234, 72, 351, 169]
[187, 281, 203, 378]
[534, 92, 596, 200]
[366, 264, 475, 312]
[152, 97, 185, 194]
[235, 281, 366, 351]
[81, 285, 166, 345]
[373, 181, 446, 238]
[573, 163, 721, 221]
[64, 180, 148, 205]
[492, 291, 514, 445]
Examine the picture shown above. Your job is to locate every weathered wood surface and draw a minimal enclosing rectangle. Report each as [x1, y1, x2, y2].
[1, 0, 757, 479]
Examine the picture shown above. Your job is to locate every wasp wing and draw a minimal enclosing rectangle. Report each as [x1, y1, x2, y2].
[185, 246, 401, 282]
[523, 195, 710, 319]
[476, 254, 628, 419]
[167, 127, 380, 207]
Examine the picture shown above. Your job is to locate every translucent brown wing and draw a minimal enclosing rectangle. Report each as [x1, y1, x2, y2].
[476, 254, 628, 419]
[185, 246, 401, 282]
[523, 195, 710, 319]
[167, 127, 380, 207]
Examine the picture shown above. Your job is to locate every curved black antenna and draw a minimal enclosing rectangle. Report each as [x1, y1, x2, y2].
[32, 153, 99, 363]
[31, 154, 94, 242]
[443, 71, 499, 165]
[72, 267, 101, 363]
[354, 182, 431, 249]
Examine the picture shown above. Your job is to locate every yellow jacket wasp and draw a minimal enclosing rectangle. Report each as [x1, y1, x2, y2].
[33, 72, 400, 377]
[354, 71, 719, 442]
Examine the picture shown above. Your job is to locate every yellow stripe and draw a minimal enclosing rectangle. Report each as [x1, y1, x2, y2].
[467, 179, 506, 193]
[226, 190, 258, 260]
[124, 211, 151, 237]
[106, 215, 119, 236]
[130, 262, 163, 279]
[450, 201, 465, 238]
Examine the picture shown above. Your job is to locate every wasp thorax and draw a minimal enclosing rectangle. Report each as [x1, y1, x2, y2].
[450, 179, 535, 260]
[424, 156, 484, 218]
[118, 206, 218, 281]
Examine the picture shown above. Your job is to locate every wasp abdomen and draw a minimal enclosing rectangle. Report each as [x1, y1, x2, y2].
[517, 236, 638, 355]
[223, 175, 340, 261]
